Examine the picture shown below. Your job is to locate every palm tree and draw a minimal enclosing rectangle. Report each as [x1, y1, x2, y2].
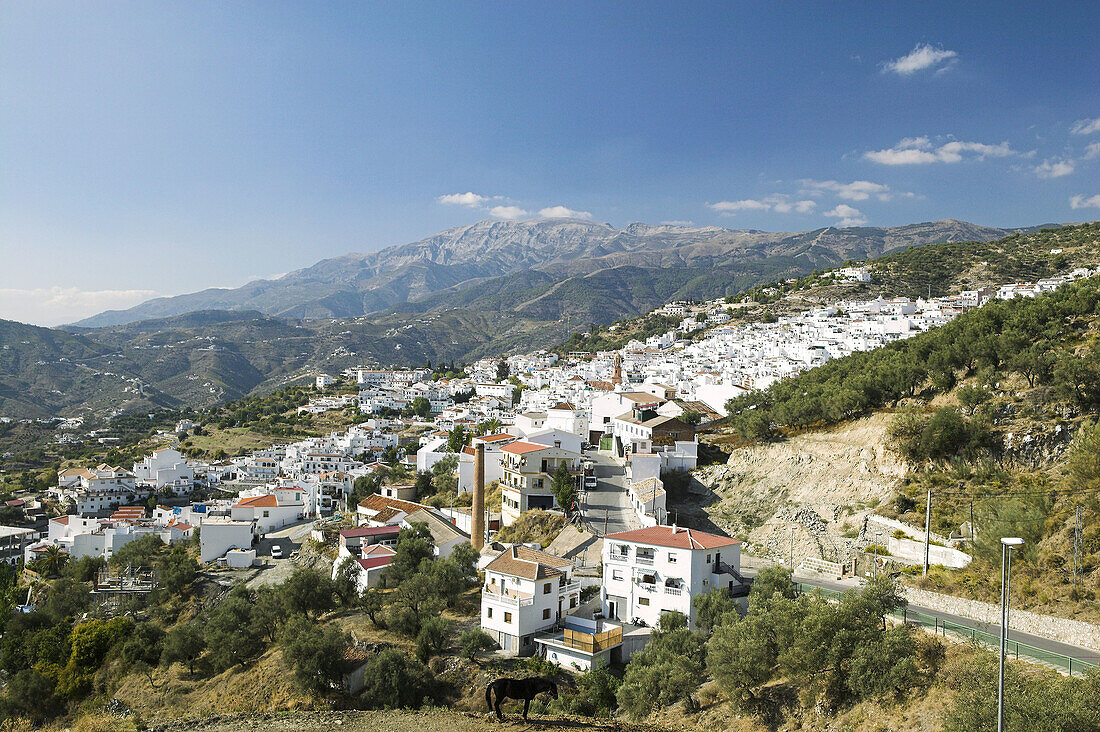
[34, 545, 68, 577]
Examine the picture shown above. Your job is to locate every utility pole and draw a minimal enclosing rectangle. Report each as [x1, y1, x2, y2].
[1074, 505, 1083, 585]
[923, 488, 932, 577]
[604, 509, 608, 536]
[790, 526, 795, 569]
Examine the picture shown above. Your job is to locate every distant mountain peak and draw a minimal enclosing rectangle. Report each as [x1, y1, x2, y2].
[74, 218, 1020, 328]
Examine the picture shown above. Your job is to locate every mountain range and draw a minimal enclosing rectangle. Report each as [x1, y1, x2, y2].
[0, 218, 1069, 419]
[74, 218, 1018, 328]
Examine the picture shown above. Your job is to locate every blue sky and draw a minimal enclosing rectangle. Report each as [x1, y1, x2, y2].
[2, 2, 1099, 325]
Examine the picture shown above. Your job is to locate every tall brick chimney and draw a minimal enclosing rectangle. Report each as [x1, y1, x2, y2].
[471, 442, 486, 550]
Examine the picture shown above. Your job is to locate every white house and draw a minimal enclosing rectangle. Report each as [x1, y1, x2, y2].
[601, 525, 742, 629]
[133, 448, 194, 492]
[499, 441, 581, 526]
[480, 545, 579, 656]
[230, 488, 304, 534]
[316, 374, 335, 390]
[199, 516, 255, 563]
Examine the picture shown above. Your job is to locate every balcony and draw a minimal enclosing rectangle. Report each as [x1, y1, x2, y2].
[535, 619, 623, 656]
[635, 554, 655, 566]
[664, 587, 683, 596]
[482, 585, 534, 607]
[559, 580, 581, 595]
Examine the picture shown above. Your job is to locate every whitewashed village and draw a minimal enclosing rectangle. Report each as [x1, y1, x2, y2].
[8, 262, 1097, 674]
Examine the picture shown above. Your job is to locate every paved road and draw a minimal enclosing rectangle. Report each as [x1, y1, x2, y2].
[578, 449, 637, 536]
[739, 559, 1100, 668]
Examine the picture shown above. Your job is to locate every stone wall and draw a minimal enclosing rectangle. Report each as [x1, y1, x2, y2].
[903, 586, 1100, 653]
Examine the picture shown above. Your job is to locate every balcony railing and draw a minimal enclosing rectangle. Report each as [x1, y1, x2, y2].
[482, 586, 534, 607]
[664, 587, 683, 596]
[559, 580, 581, 594]
[635, 555, 655, 566]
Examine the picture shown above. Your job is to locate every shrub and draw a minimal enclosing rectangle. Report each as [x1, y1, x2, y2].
[458, 629, 496, 660]
[357, 649, 436, 709]
[415, 617, 454, 661]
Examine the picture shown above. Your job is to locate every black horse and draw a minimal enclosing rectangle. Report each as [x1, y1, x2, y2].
[485, 676, 558, 721]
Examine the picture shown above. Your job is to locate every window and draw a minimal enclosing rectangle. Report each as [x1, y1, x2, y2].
[263, 510, 270, 518]
[668, 552, 677, 563]
[570, 597, 577, 608]
[543, 582, 552, 594]
[543, 608, 551, 620]
[612, 570, 623, 581]
[487, 607, 493, 618]
[639, 597, 650, 606]
[706, 554, 712, 564]
[504, 612, 512, 623]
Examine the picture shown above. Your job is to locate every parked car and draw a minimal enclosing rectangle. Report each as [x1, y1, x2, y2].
[271, 545, 285, 559]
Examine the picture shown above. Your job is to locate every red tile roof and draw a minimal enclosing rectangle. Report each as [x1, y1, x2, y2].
[357, 556, 393, 571]
[234, 495, 279, 508]
[340, 524, 402, 539]
[477, 433, 516, 443]
[500, 441, 550, 455]
[605, 525, 740, 550]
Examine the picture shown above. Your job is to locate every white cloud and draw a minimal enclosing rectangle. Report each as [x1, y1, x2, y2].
[538, 205, 592, 219]
[1034, 159, 1075, 179]
[882, 43, 958, 75]
[865, 136, 1015, 165]
[1070, 117, 1100, 135]
[0, 287, 157, 327]
[1069, 194, 1100, 209]
[489, 205, 528, 220]
[709, 199, 771, 213]
[708, 196, 815, 215]
[1084, 142, 1100, 160]
[823, 204, 868, 227]
[800, 179, 893, 201]
[437, 192, 489, 207]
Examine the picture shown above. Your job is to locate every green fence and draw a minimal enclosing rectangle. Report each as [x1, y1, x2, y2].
[794, 583, 1097, 678]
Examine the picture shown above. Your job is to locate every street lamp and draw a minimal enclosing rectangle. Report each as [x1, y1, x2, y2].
[997, 537, 1024, 732]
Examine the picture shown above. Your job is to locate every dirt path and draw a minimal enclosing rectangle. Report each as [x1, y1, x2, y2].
[144, 709, 667, 732]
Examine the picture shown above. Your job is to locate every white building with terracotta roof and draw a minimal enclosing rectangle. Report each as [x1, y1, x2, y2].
[499, 440, 581, 526]
[480, 545, 580, 656]
[601, 525, 742, 629]
[230, 488, 305, 534]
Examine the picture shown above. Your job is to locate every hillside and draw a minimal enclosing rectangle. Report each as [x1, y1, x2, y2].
[75, 218, 1016, 328]
[3, 222, 1094, 420]
[707, 267, 1100, 620]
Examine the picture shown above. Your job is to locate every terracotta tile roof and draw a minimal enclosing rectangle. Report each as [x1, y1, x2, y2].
[362, 544, 397, 557]
[51, 515, 71, 525]
[357, 493, 425, 515]
[234, 494, 279, 508]
[620, 392, 663, 404]
[477, 433, 516, 443]
[484, 545, 572, 580]
[500, 441, 550, 455]
[606, 525, 739, 550]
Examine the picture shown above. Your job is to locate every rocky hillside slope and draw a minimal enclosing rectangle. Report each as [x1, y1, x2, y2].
[696, 414, 906, 563]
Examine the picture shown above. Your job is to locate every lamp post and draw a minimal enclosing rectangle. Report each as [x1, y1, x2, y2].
[998, 537, 1024, 732]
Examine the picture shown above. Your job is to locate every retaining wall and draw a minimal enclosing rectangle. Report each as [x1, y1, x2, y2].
[903, 586, 1100, 653]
